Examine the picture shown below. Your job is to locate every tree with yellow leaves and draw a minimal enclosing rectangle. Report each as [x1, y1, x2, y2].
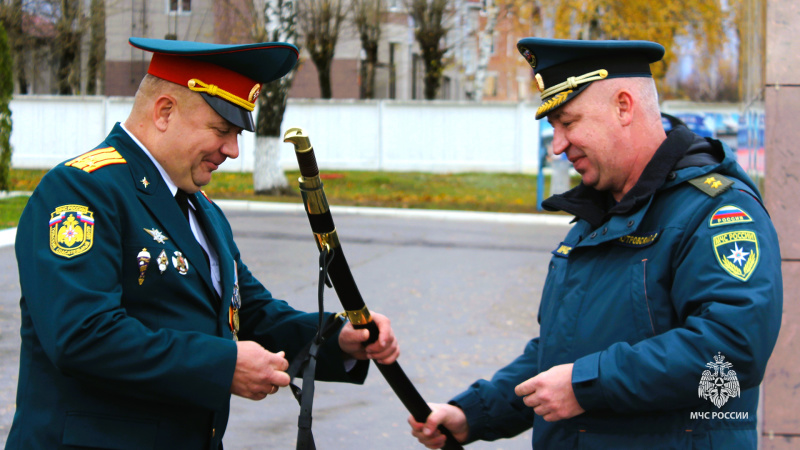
[495, 0, 733, 99]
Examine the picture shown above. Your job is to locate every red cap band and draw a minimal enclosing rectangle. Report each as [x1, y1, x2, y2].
[147, 53, 260, 104]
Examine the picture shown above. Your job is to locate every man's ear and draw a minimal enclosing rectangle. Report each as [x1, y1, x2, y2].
[616, 89, 634, 127]
[152, 95, 177, 132]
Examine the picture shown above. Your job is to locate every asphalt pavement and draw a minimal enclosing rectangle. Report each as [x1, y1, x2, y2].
[0, 203, 572, 449]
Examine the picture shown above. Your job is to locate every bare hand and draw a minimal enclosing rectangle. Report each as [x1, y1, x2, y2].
[338, 312, 400, 364]
[408, 403, 469, 449]
[515, 363, 585, 422]
[230, 341, 290, 400]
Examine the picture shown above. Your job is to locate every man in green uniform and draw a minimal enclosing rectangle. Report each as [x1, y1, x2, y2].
[8, 37, 399, 449]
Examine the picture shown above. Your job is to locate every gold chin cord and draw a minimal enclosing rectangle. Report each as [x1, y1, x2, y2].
[284, 128, 464, 450]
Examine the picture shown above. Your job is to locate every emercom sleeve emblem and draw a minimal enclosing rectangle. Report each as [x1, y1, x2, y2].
[712, 230, 759, 282]
[49, 205, 95, 258]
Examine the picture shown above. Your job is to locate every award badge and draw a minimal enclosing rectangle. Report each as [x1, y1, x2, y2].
[229, 261, 241, 340]
[137, 248, 151, 285]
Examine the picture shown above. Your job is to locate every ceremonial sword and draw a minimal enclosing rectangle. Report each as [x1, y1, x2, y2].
[284, 128, 463, 450]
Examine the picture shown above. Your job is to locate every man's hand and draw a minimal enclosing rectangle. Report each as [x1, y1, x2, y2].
[515, 363, 585, 422]
[408, 403, 469, 449]
[230, 341, 290, 400]
[338, 312, 399, 364]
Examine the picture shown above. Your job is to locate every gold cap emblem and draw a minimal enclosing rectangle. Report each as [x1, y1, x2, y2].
[535, 73, 545, 92]
[249, 84, 262, 103]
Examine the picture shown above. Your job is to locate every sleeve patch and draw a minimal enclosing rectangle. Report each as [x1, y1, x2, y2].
[712, 230, 759, 282]
[50, 205, 95, 258]
[65, 147, 126, 173]
[709, 205, 753, 228]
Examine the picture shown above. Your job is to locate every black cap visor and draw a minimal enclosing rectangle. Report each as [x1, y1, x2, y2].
[200, 92, 255, 132]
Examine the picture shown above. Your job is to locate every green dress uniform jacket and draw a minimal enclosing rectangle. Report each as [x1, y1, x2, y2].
[8, 123, 367, 449]
[450, 126, 782, 449]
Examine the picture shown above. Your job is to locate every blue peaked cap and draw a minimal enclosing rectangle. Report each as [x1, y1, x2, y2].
[516, 38, 665, 119]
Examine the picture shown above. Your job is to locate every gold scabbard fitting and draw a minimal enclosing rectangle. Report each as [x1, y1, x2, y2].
[283, 128, 312, 152]
[345, 306, 372, 325]
[314, 229, 340, 251]
[301, 186, 329, 215]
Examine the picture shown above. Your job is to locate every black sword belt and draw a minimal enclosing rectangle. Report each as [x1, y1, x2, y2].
[284, 128, 463, 450]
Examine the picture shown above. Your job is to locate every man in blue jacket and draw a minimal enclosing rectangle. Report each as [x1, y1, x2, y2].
[8, 38, 399, 449]
[409, 38, 782, 449]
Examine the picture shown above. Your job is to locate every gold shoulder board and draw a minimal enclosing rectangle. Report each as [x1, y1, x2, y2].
[65, 147, 127, 173]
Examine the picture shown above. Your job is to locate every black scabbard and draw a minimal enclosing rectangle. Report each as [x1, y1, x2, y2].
[285, 128, 463, 450]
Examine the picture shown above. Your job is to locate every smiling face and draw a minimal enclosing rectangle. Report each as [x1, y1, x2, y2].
[547, 79, 657, 201]
[155, 89, 243, 193]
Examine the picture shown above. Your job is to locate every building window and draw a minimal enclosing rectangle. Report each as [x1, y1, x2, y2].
[168, 0, 191, 13]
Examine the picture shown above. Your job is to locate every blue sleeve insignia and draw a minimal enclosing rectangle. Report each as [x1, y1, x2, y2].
[49, 205, 95, 258]
[713, 230, 759, 282]
[709, 205, 753, 227]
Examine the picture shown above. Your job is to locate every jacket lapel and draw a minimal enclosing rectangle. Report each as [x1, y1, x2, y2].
[109, 125, 218, 301]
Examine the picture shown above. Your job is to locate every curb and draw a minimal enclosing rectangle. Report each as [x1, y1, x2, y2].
[214, 200, 573, 226]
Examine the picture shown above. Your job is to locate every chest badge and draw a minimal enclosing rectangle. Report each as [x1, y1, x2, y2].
[144, 228, 169, 244]
[157, 249, 169, 274]
[140, 177, 150, 188]
[49, 205, 95, 258]
[172, 251, 190, 275]
[137, 248, 151, 285]
[713, 230, 759, 282]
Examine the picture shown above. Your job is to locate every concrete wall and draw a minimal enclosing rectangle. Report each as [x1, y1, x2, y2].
[9, 97, 542, 174]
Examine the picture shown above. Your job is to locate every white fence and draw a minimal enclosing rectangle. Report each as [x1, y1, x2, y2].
[10, 96, 543, 174]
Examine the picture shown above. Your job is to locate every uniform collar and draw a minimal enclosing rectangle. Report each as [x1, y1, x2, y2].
[119, 123, 196, 210]
[542, 125, 718, 227]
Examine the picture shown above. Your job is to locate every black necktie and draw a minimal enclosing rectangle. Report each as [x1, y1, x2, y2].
[175, 189, 191, 223]
[175, 190, 211, 270]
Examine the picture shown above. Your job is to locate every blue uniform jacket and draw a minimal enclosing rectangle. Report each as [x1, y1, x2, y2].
[451, 126, 782, 449]
[8, 124, 367, 449]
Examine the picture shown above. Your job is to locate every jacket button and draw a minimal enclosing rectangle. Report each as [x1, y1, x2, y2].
[602, 227, 608, 235]
[667, 172, 677, 181]
[211, 428, 215, 437]
[627, 220, 635, 227]
[590, 232, 597, 238]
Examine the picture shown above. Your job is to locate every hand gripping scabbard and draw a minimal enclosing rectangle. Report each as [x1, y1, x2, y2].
[284, 128, 463, 450]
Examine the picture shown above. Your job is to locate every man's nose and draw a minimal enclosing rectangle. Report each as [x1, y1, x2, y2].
[551, 128, 568, 155]
[222, 133, 240, 159]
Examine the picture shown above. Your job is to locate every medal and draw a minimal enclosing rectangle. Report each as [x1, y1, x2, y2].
[157, 249, 168, 274]
[229, 261, 241, 340]
[172, 251, 189, 275]
[137, 248, 151, 285]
